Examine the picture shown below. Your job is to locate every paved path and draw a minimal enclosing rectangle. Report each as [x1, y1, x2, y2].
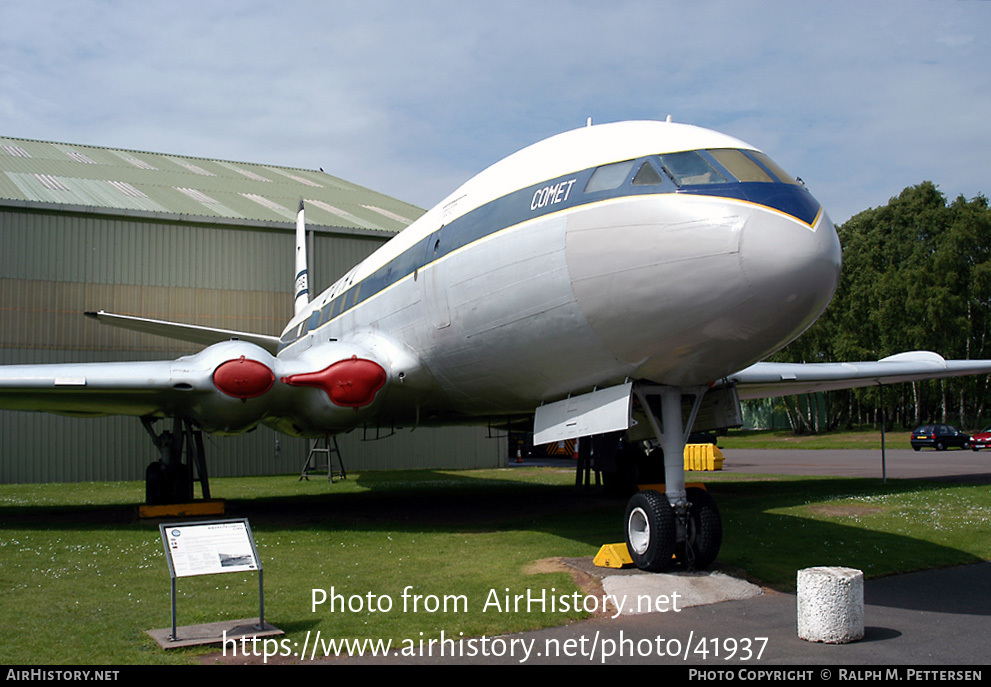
[721, 448, 991, 483]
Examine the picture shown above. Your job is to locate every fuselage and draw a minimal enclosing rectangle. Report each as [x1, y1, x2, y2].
[274, 120, 842, 429]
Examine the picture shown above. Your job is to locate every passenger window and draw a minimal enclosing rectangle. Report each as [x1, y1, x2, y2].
[632, 161, 665, 186]
[585, 160, 636, 192]
[320, 303, 333, 326]
[708, 149, 774, 183]
[659, 151, 727, 186]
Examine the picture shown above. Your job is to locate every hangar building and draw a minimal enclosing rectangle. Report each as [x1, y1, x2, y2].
[0, 136, 508, 484]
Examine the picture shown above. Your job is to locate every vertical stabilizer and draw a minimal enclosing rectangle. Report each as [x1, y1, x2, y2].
[294, 200, 309, 316]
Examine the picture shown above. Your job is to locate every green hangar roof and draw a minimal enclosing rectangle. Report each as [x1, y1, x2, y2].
[0, 136, 422, 235]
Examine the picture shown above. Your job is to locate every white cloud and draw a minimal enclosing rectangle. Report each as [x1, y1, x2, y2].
[0, 0, 988, 219]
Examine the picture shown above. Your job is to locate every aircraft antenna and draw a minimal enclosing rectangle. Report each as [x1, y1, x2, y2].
[586, 117, 593, 127]
[294, 199, 310, 316]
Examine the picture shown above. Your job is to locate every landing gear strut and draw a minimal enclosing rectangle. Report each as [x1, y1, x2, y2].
[621, 384, 724, 571]
[141, 417, 211, 505]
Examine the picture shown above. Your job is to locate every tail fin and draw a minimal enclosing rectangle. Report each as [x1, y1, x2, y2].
[294, 200, 310, 316]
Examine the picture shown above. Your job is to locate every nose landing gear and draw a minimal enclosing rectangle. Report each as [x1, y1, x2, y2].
[623, 483, 722, 572]
[674, 486, 722, 570]
[624, 489, 676, 571]
[622, 384, 724, 572]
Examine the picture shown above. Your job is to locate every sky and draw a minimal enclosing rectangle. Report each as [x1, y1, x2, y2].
[1, 0, 989, 224]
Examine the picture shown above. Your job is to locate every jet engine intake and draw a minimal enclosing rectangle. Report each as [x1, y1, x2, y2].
[281, 356, 387, 408]
[170, 340, 280, 434]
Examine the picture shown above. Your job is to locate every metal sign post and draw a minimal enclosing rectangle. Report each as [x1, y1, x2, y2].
[878, 383, 887, 484]
[159, 518, 264, 642]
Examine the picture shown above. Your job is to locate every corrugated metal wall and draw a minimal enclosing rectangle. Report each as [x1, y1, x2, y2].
[0, 207, 507, 483]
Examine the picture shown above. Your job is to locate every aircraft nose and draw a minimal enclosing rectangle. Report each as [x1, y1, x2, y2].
[564, 194, 842, 385]
[737, 207, 842, 350]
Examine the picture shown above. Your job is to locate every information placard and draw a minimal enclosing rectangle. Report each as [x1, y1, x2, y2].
[156, 518, 267, 643]
[161, 519, 259, 578]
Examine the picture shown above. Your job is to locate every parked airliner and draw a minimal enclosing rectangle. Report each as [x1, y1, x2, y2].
[3, 119, 991, 571]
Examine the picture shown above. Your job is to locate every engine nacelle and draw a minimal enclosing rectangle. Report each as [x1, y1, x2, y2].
[166, 339, 393, 437]
[264, 342, 390, 436]
[169, 340, 280, 435]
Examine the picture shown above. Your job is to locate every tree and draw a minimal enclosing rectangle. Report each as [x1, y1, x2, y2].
[763, 183, 991, 431]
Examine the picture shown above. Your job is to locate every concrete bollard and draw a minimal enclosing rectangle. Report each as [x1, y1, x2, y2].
[797, 566, 864, 643]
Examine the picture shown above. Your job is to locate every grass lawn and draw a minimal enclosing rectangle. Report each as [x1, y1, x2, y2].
[719, 427, 916, 450]
[1, 467, 988, 664]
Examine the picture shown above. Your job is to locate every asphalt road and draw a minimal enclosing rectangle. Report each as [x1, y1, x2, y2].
[721, 447, 991, 483]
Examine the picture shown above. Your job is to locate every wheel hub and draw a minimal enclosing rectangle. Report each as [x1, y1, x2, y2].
[628, 506, 651, 555]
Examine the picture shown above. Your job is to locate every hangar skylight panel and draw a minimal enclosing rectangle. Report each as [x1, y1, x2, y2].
[111, 151, 158, 171]
[169, 158, 217, 176]
[215, 161, 272, 183]
[0, 134, 423, 231]
[239, 192, 294, 219]
[303, 199, 382, 230]
[106, 180, 147, 198]
[2, 144, 31, 158]
[266, 167, 323, 188]
[63, 150, 98, 165]
[361, 204, 413, 225]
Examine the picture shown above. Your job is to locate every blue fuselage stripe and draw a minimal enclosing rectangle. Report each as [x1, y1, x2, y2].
[279, 158, 822, 352]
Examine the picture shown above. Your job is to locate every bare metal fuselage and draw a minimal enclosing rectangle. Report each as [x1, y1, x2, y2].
[271, 122, 842, 436]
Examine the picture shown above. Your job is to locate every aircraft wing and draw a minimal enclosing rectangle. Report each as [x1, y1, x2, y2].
[0, 359, 188, 417]
[0, 339, 282, 434]
[84, 310, 281, 354]
[729, 351, 991, 399]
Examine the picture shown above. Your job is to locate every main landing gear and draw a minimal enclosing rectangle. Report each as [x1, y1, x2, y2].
[141, 416, 211, 505]
[621, 385, 724, 572]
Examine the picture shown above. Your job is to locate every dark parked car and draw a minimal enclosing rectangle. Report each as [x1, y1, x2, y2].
[969, 427, 991, 451]
[910, 425, 971, 451]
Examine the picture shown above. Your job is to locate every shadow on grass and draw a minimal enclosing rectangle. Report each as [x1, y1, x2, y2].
[1, 470, 986, 614]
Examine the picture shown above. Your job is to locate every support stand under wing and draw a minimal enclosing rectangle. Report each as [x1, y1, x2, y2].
[299, 434, 346, 482]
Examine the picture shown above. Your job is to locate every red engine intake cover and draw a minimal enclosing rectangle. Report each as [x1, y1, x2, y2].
[282, 356, 387, 408]
[213, 356, 275, 400]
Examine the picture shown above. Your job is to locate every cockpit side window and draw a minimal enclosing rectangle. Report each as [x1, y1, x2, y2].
[746, 151, 801, 185]
[632, 161, 665, 186]
[707, 149, 774, 183]
[585, 159, 636, 192]
[659, 151, 727, 186]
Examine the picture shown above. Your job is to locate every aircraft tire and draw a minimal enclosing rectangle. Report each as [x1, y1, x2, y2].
[675, 487, 722, 570]
[624, 489, 676, 572]
[165, 461, 192, 503]
[145, 461, 164, 505]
